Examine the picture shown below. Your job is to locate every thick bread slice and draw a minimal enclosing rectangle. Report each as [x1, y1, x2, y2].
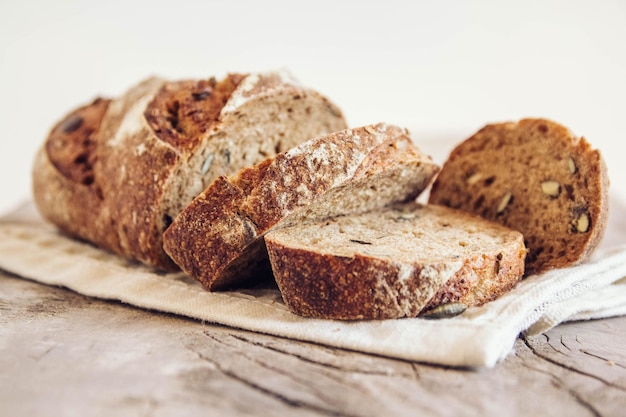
[265, 202, 526, 320]
[428, 118, 609, 275]
[32, 71, 347, 269]
[163, 123, 440, 290]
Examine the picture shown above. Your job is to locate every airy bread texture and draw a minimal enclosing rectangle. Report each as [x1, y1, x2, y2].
[163, 123, 440, 290]
[428, 118, 609, 275]
[265, 202, 526, 320]
[32, 71, 347, 269]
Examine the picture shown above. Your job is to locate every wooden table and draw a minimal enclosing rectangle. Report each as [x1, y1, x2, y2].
[2, 269, 625, 417]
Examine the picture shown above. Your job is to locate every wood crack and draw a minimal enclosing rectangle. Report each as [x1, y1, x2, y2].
[560, 335, 572, 351]
[515, 344, 602, 417]
[410, 362, 421, 380]
[29, 345, 56, 362]
[5, 271, 626, 416]
[229, 333, 408, 377]
[521, 334, 626, 393]
[581, 350, 626, 370]
[186, 333, 357, 417]
[551, 375, 602, 417]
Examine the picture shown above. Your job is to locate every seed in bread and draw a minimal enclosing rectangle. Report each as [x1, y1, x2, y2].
[265, 202, 526, 320]
[428, 118, 609, 275]
[163, 123, 440, 291]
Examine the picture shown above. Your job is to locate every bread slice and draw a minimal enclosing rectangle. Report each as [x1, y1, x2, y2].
[33, 71, 347, 269]
[163, 123, 440, 290]
[428, 118, 609, 275]
[264, 202, 526, 320]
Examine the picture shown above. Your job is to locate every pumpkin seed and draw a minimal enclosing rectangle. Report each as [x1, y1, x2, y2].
[421, 302, 467, 319]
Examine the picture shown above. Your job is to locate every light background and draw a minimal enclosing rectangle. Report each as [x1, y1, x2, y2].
[1, 0, 624, 214]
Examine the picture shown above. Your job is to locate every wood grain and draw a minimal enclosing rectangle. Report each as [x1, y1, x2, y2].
[1, 270, 625, 417]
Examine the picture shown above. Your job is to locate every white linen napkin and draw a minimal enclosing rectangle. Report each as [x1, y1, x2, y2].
[1, 197, 625, 368]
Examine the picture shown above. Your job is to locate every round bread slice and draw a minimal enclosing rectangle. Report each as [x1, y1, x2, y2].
[428, 118, 609, 275]
[265, 202, 526, 320]
[163, 123, 440, 291]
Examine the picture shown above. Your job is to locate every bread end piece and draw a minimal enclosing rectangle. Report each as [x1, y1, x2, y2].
[429, 118, 609, 275]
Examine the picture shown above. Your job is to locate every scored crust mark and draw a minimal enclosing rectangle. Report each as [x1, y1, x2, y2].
[144, 74, 246, 150]
[428, 118, 609, 275]
[46, 97, 111, 189]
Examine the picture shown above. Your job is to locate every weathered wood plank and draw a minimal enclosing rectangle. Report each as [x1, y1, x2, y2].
[1, 270, 625, 417]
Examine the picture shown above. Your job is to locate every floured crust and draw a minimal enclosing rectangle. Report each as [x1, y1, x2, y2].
[163, 123, 440, 290]
[33, 71, 347, 269]
[265, 202, 526, 320]
[428, 118, 609, 275]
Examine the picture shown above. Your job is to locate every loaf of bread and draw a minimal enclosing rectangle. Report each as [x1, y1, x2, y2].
[32, 71, 347, 270]
[428, 118, 609, 275]
[35, 73, 594, 323]
[163, 123, 440, 290]
[264, 202, 526, 320]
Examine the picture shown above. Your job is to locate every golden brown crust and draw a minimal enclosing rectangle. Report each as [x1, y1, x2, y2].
[429, 118, 609, 275]
[424, 240, 527, 308]
[268, 248, 439, 320]
[162, 175, 255, 287]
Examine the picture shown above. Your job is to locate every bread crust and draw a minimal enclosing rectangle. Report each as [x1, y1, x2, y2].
[424, 236, 526, 309]
[32, 97, 118, 252]
[163, 123, 440, 290]
[429, 118, 609, 275]
[265, 203, 526, 320]
[33, 72, 347, 269]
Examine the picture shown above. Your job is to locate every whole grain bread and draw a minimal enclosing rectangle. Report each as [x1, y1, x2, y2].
[32, 71, 347, 269]
[264, 202, 526, 320]
[428, 118, 609, 275]
[163, 123, 440, 290]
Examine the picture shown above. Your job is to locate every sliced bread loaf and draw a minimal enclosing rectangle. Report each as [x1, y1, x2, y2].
[428, 118, 609, 275]
[33, 71, 347, 269]
[264, 202, 526, 320]
[163, 123, 440, 290]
